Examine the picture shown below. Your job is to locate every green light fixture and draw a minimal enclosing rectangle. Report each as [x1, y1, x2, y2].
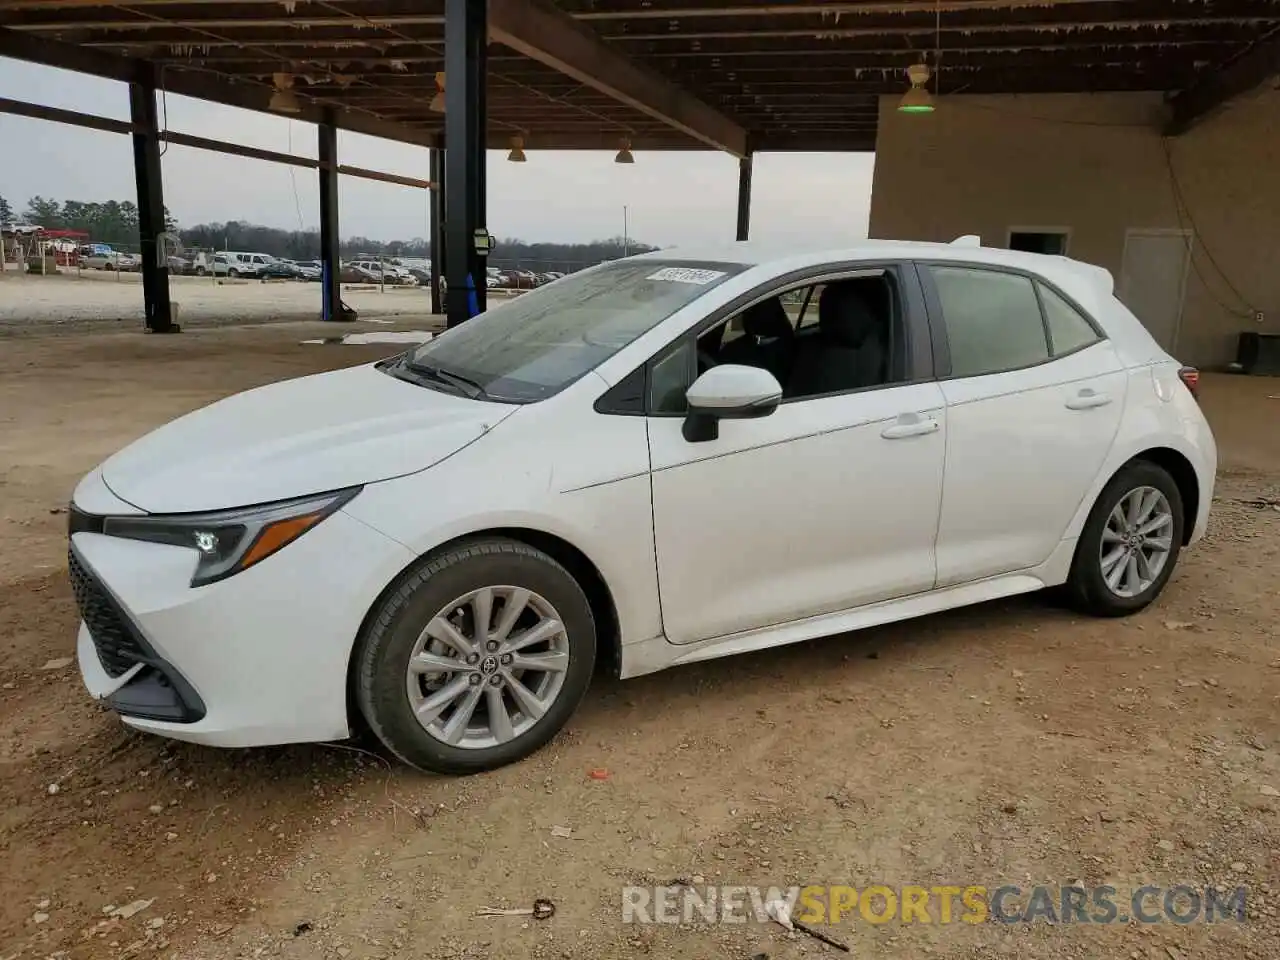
[898, 63, 935, 114]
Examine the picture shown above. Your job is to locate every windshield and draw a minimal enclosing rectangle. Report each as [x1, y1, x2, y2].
[402, 259, 745, 402]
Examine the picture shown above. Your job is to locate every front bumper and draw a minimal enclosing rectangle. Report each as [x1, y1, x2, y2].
[71, 507, 416, 748]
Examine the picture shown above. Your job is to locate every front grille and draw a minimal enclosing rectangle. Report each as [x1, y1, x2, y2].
[67, 548, 147, 678]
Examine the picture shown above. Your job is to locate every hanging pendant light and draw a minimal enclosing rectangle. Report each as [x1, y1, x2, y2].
[614, 137, 635, 163]
[268, 72, 301, 114]
[898, 63, 935, 114]
[899, 0, 941, 115]
[429, 71, 445, 113]
[507, 135, 527, 162]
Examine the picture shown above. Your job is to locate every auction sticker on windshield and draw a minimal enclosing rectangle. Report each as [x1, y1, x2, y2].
[646, 267, 728, 285]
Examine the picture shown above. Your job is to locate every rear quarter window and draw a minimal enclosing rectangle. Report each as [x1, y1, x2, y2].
[1038, 282, 1102, 356]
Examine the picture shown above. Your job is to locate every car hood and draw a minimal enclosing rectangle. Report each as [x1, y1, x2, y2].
[99, 362, 516, 514]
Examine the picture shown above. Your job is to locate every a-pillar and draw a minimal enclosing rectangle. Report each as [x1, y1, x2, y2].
[735, 152, 753, 242]
[129, 63, 176, 333]
[318, 111, 343, 322]
[444, 0, 487, 327]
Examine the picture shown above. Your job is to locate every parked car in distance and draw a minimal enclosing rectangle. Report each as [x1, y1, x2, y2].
[340, 262, 379, 283]
[191, 252, 273, 278]
[294, 260, 322, 281]
[505, 269, 538, 289]
[166, 255, 191, 275]
[78, 244, 140, 271]
[348, 260, 414, 285]
[68, 239, 1216, 775]
[260, 258, 300, 280]
[232, 252, 275, 278]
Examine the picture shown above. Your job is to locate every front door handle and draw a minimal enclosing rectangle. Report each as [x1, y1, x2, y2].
[1065, 388, 1113, 411]
[881, 415, 940, 440]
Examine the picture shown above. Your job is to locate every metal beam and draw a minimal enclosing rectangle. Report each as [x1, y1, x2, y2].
[318, 113, 343, 323]
[336, 165, 433, 191]
[487, 0, 747, 156]
[128, 62, 176, 334]
[0, 27, 437, 148]
[445, 0, 486, 328]
[0, 96, 446, 185]
[429, 147, 443, 318]
[1165, 27, 1280, 135]
[162, 130, 317, 168]
[0, 95, 133, 134]
[0, 95, 703, 151]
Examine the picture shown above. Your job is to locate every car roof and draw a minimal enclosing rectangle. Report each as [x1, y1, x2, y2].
[640, 238, 1108, 290]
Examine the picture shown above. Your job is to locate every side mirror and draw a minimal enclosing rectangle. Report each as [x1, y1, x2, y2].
[682, 364, 783, 442]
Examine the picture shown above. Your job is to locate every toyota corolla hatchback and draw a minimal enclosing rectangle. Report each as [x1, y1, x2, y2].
[69, 239, 1216, 773]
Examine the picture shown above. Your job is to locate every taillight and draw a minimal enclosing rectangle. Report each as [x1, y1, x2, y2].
[1177, 365, 1200, 399]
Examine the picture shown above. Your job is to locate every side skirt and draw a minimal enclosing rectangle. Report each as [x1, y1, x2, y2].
[618, 537, 1080, 681]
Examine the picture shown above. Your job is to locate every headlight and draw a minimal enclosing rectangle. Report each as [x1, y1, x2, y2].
[102, 487, 361, 587]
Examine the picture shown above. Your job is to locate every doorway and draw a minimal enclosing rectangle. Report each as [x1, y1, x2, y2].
[1117, 229, 1192, 352]
[1008, 228, 1070, 256]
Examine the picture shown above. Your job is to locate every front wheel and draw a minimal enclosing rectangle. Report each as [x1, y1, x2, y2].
[227, 268, 239, 278]
[354, 539, 597, 774]
[1065, 460, 1184, 616]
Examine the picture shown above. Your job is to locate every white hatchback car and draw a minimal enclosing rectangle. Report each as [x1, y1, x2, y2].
[69, 240, 1215, 773]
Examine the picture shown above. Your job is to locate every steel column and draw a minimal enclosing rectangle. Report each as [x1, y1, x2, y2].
[735, 153, 753, 242]
[128, 64, 175, 333]
[318, 111, 342, 322]
[444, 0, 487, 328]
[428, 146, 444, 316]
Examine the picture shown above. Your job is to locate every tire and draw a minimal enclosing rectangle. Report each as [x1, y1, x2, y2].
[1065, 460, 1185, 617]
[354, 539, 597, 774]
[195, 266, 206, 277]
[227, 268, 239, 278]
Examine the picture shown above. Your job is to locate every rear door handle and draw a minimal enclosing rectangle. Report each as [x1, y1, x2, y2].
[1065, 388, 1113, 411]
[881, 415, 940, 440]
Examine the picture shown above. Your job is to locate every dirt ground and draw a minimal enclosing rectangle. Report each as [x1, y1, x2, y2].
[1, 323, 1278, 960]
[0, 271, 436, 331]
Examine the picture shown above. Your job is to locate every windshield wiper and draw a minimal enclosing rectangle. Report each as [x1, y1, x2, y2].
[400, 357, 487, 399]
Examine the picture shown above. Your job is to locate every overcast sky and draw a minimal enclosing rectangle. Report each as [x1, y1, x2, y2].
[0, 58, 876, 248]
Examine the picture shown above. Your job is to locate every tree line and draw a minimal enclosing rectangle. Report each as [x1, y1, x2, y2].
[7, 195, 179, 249]
[2, 194, 658, 271]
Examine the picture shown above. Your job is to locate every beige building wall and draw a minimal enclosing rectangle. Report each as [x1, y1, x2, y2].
[868, 91, 1279, 368]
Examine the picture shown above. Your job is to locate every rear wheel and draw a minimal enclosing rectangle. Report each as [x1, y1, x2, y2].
[354, 539, 596, 774]
[1066, 461, 1184, 616]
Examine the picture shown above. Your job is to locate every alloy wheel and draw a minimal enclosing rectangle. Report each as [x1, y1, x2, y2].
[405, 586, 569, 749]
[1099, 485, 1174, 598]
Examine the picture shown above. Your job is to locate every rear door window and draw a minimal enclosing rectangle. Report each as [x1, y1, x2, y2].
[928, 266, 1050, 378]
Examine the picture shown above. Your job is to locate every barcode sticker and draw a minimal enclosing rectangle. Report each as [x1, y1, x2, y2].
[646, 267, 727, 285]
